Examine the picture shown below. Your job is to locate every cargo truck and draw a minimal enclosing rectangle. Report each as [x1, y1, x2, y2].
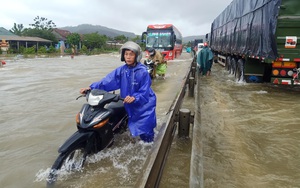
[210, 0, 300, 85]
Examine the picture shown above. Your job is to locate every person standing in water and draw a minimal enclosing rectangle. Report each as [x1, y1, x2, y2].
[197, 42, 214, 76]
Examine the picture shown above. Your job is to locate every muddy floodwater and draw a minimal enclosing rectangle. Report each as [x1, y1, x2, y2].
[1, 53, 300, 188]
[0, 53, 191, 188]
[191, 63, 300, 188]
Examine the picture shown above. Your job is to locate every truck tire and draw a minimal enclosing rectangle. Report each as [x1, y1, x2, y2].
[226, 56, 231, 72]
[236, 58, 245, 82]
[230, 57, 237, 75]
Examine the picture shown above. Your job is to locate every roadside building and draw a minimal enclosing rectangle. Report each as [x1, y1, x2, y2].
[0, 27, 52, 53]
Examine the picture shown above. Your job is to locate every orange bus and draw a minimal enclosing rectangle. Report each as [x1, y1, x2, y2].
[141, 24, 183, 60]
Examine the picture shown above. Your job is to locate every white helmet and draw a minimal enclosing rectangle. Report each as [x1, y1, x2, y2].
[120, 41, 143, 62]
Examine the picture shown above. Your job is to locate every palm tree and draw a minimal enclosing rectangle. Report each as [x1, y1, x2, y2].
[10, 23, 25, 36]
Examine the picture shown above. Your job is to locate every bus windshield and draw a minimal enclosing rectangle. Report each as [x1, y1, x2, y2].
[146, 31, 172, 48]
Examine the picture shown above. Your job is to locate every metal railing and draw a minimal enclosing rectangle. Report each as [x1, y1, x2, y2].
[135, 59, 196, 188]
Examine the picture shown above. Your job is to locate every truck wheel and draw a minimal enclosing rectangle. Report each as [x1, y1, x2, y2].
[230, 57, 237, 75]
[236, 59, 245, 82]
[226, 56, 231, 72]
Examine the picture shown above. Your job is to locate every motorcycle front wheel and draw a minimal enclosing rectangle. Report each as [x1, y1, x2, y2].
[47, 147, 87, 186]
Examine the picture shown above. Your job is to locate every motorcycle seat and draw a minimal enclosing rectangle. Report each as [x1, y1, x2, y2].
[105, 100, 125, 111]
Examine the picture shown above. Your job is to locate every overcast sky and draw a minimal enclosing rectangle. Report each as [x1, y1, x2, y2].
[0, 0, 233, 37]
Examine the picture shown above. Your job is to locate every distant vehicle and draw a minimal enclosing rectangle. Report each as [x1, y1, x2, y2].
[210, 0, 300, 85]
[196, 43, 204, 55]
[191, 39, 203, 56]
[141, 24, 183, 60]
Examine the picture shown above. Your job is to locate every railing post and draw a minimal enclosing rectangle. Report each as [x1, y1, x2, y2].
[191, 66, 196, 78]
[189, 77, 195, 97]
[178, 109, 191, 138]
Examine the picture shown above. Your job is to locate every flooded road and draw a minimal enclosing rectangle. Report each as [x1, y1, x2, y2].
[1, 52, 299, 188]
[194, 63, 300, 188]
[0, 53, 192, 188]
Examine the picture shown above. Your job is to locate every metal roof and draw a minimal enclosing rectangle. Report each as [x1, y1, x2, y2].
[0, 27, 52, 42]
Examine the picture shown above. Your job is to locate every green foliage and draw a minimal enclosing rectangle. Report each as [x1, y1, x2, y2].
[19, 46, 25, 53]
[131, 35, 141, 43]
[23, 28, 57, 43]
[37, 46, 47, 54]
[67, 33, 81, 48]
[10, 23, 25, 36]
[114, 35, 128, 43]
[80, 45, 88, 54]
[5, 16, 134, 56]
[186, 41, 192, 47]
[91, 48, 102, 54]
[82, 33, 107, 50]
[29, 16, 56, 30]
[64, 48, 72, 54]
[8, 48, 17, 54]
[23, 46, 36, 54]
[47, 45, 57, 53]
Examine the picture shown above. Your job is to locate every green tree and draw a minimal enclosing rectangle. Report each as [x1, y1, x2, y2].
[114, 35, 128, 43]
[29, 16, 56, 30]
[131, 35, 141, 43]
[80, 45, 88, 54]
[10, 23, 25, 36]
[67, 33, 81, 48]
[23, 28, 57, 43]
[83, 33, 107, 50]
[20, 16, 58, 42]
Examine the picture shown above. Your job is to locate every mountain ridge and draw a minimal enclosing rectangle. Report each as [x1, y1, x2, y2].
[59, 24, 206, 44]
[60, 24, 136, 39]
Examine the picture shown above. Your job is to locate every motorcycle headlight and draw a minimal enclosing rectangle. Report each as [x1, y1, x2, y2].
[88, 94, 103, 106]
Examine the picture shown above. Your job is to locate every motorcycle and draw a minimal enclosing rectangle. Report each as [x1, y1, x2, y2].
[47, 89, 128, 186]
[144, 59, 155, 79]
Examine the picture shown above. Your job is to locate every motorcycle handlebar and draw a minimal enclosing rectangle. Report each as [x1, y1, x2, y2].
[76, 89, 91, 100]
[76, 89, 124, 102]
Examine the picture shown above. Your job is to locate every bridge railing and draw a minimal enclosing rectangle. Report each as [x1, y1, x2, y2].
[135, 58, 196, 188]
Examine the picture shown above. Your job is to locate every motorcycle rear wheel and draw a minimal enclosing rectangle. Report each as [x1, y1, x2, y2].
[47, 147, 87, 186]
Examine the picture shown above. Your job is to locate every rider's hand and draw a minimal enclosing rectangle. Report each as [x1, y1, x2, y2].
[80, 87, 90, 94]
[123, 96, 135, 104]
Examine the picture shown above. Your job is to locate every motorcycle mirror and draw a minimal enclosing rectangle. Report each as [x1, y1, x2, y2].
[76, 95, 85, 100]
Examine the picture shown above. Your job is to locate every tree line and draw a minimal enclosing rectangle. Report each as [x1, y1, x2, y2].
[8, 16, 142, 56]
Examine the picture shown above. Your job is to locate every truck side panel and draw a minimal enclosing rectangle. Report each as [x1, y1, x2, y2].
[211, 0, 300, 85]
[210, 0, 281, 60]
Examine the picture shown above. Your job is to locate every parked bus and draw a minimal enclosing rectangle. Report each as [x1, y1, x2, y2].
[141, 24, 183, 60]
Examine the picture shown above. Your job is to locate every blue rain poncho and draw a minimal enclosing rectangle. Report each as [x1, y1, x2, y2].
[197, 46, 214, 75]
[89, 62, 157, 137]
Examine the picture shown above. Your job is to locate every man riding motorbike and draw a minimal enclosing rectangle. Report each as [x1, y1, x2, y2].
[80, 41, 157, 142]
